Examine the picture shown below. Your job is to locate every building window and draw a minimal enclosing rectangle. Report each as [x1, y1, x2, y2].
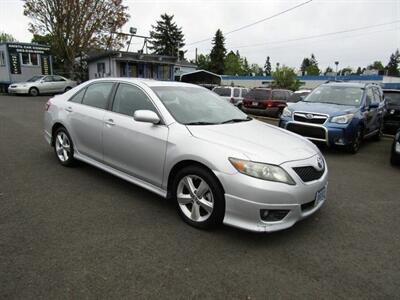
[20, 53, 40, 66]
[160, 65, 170, 80]
[97, 62, 106, 75]
[0, 51, 5, 66]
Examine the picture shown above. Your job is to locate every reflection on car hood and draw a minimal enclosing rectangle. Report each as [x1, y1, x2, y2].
[187, 119, 318, 165]
[288, 101, 358, 116]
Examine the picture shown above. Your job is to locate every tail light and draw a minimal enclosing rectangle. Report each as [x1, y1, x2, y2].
[266, 100, 273, 108]
[45, 99, 51, 111]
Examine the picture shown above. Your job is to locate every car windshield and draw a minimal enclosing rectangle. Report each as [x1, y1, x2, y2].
[27, 76, 45, 82]
[385, 92, 400, 105]
[246, 89, 271, 101]
[213, 87, 231, 97]
[288, 92, 310, 103]
[303, 85, 363, 106]
[152, 86, 249, 125]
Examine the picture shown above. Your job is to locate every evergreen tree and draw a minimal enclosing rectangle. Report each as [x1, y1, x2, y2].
[241, 57, 251, 75]
[272, 65, 301, 91]
[301, 54, 320, 75]
[0, 31, 17, 42]
[300, 58, 310, 76]
[386, 49, 400, 76]
[324, 66, 333, 75]
[209, 29, 226, 74]
[149, 13, 185, 58]
[196, 54, 211, 70]
[264, 56, 272, 76]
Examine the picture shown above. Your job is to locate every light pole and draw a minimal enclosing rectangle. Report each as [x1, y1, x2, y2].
[334, 61, 339, 79]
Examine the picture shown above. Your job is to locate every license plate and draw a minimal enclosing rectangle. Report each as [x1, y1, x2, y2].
[315, 186, 327, 206]
[252, 101, 258, 106]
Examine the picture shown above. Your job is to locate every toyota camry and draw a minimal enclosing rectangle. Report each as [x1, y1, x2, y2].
[44, 78, 328, 232]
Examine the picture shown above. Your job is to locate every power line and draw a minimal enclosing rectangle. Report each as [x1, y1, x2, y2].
[229, 20, 400, 49]
[186, 0, 313, 47]
[187, 20, 400, 54]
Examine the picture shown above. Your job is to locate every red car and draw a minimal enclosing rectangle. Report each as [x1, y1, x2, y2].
[242, 88, 292, 117]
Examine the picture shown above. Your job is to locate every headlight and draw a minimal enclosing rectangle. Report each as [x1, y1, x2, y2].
[229, 158, 295, 185]
[331, 113, 354, 124]
[282, 107, 292, 118]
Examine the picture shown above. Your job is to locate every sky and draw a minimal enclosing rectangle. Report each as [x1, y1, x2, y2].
[1, 0, 399, 72]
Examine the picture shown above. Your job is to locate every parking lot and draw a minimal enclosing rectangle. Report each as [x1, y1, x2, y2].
[0, 95, 399, 299]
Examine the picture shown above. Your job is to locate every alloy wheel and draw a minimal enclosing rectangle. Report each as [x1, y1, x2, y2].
[55, 132, 71, 162]
[176, 175, 214, 222]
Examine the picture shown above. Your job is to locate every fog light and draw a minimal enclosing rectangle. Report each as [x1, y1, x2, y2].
[260, 209, 289, 222]
[334, 137, 345, 145]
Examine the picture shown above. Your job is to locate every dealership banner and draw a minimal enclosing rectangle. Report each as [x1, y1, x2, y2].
[6, 43, 51, 75]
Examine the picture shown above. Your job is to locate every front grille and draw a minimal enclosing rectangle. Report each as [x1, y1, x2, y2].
[293, 166, 324, 182]
[293, 112, 327, 124]
[301, 200, 316, 211]
[286, 123, 326, 140]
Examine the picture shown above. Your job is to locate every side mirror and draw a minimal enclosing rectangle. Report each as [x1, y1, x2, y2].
[369, 102, 379, 109]
[133, 110, 160, 124]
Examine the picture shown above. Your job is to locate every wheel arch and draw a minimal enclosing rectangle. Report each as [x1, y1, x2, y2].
[166, 159, 225, 199]
[51, 122, 66, 146]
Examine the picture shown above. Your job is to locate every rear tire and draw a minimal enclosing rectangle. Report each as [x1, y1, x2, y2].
[54, 127, 75, 167]
[171, 165, 225, 230]
[64, 86, 72, 93]
[29, 87, 39, 97]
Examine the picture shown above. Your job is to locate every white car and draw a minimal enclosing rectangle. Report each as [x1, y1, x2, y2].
[8, 75, 77, 96]
[44, 78, 328, 232]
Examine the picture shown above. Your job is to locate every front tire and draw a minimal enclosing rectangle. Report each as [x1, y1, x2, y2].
[54, 127, 75, 167]
[172, 165, 225, 230]
[347, 127, 363, 154]
[29, 87, 39, 97]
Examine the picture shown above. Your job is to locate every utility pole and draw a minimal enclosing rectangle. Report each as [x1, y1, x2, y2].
[335, 61, 339, 79]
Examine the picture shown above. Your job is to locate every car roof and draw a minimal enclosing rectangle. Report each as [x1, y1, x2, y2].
[85, 77, 201, 88]
[322, 82, 382, 89]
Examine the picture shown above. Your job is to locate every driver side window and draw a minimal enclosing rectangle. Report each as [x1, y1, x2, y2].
[112, 84, 156, 116]
[365, 88, 374, 107]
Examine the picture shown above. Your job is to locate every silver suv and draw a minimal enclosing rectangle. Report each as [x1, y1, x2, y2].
[212, 86, 249, 109]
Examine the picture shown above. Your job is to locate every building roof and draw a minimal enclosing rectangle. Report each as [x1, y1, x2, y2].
[86, 50, 178, 65]
[221, 75, 385, 81]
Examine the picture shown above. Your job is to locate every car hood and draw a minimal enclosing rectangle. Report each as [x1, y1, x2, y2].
[186, 120, 319, 165]
[288, 101, 358, 116]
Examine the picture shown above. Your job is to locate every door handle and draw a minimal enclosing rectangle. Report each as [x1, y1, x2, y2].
[65, 107, 73, 112]
[105, 119, 115, 126]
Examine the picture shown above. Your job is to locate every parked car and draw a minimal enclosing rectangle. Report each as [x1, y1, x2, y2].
[383, 89, 400, 133]
[279, 82, 385, 153]
[8, 75, 77, 96]
[391, 129, 400, 165]
[44, 78, 328, 232]
[212, 86, 249, 109]
[287, 89, 312, 104]
[242, 88, 292, 117]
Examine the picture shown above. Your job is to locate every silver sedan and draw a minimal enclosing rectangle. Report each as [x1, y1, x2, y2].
[43, 78, 328, 232]
[8, 75, 77, 96]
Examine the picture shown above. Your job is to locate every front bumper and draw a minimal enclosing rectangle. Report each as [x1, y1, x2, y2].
[215, 155, 328, 232]
[8, 86, 30, 94]
[279, 118, 356, 147]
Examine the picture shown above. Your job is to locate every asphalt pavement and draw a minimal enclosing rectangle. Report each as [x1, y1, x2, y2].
[0, 95, 399, 299]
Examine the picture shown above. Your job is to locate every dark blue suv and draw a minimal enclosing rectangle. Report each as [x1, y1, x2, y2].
[279, 82, 385, 153]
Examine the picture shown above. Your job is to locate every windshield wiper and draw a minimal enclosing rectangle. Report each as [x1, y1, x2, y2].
[184, 121, 218, 125]
[220, 117, 252, 124]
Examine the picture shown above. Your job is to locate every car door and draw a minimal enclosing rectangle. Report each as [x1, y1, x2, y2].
[52, 75, 68, 93]
[102, 83, 168, 187]
[66, 82, 114, 162]
[40, 76, 55, 93]
[364, 87, 379, 133]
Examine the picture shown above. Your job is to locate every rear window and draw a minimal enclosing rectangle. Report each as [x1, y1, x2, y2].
[246, 89, 271, 101]
[384, 92, 400, 105]
[213, 87, 231, 97]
